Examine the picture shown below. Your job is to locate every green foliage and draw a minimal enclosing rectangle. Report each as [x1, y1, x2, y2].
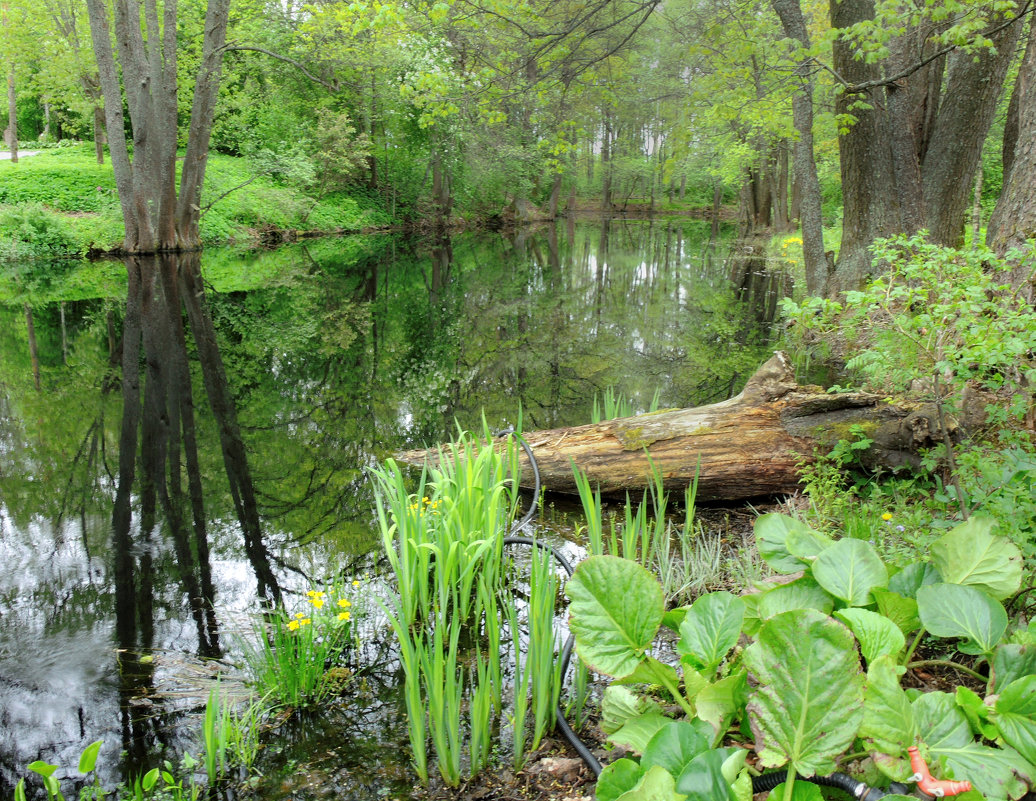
[0, 148, 390, 261]
[568, 507, 1034, 801]
[238, 585, 358, 708]
[784, 235, 1036, 557]
[373, 430, 541, 785]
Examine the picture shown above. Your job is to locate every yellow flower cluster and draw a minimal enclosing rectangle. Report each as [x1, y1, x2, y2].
[408, 495, 442, 515]
[283, 585, 360, 632]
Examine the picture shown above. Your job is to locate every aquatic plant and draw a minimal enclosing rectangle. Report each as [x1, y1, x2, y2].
[238, 584, 357, 708]
[373, 428, 534, 785]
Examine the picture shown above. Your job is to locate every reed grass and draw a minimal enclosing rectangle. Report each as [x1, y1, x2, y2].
[504, 593, 532, 770]
[373, 427, 525, 787]
[527, 545, 563, 751]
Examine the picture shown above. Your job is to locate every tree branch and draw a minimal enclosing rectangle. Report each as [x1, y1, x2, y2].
[222, 43, 340, 92]
[199, 175, 257, 217]
[835, 2, 1033, 94]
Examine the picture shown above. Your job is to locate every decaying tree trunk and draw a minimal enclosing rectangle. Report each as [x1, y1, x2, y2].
[397, 353, 959, 502]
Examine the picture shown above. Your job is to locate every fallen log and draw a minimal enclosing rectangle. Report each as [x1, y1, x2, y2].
[396, 352, 956, 502]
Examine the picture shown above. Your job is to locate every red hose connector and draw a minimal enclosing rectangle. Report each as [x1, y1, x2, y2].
[907, 746, 972, 798]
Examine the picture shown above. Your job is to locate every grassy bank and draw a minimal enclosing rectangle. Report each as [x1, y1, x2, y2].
[0, 145, 392, 261]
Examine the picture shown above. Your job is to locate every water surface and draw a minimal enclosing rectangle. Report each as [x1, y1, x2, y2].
[0, 219, 783, 798]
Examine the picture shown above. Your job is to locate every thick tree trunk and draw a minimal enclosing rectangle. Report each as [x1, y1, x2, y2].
[988, 18, 1036, 279]
[922, 20, 1021, 247]
[397, 353, 955, 501]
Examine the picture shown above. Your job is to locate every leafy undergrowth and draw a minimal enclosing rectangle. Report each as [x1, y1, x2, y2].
[565, 512, 1033, 801]
[0, 145, 391, 260]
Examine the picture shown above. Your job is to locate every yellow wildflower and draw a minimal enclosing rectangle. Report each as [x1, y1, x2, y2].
[338, 611, 351, 622]
[338, 598, 351, 608]
[294, 612, 306, 619]
[352, 579, 360, 588]
[288, 620, 300, 631]
[310, 597, 325, 609]
[299, 617, 311, 626]
[882, 513, 893, 521]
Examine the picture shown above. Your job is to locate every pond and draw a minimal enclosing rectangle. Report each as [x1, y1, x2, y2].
[0, 218, 785, 800]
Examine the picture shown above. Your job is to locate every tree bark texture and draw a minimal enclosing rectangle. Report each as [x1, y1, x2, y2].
[771, 0, 830, 296]
[827, 2, 1023, 294]
[397, 353, 956, 501]
[988, 18, 1036, 285]
[84, 0, 230, 252]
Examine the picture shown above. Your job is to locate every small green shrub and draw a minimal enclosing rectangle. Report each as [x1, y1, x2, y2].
[0, 203, 81, 258]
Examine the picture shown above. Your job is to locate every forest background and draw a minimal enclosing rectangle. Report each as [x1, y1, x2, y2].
[0, 0, 1034, 296]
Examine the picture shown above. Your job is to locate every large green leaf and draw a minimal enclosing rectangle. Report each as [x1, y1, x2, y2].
[871, 588, 920, 637]
[768, 781, 825, 801]
[785, 526, 834, 561]
[755, 514, 817, 573]
[601, 684, 664, 734]
[616, 765, 687, 801]
[744, 609, 865, 776]
[696, 672, 749, 744]
[642, 720, 712, 779]
[567, 555, 664, 677]
[597, 759, 646, 801]
[917, 583, 1008, 654]
[835, 608, 906, 663]
[914, 692, 1034, 801]
[675, 748, 744, 801]
[859, 655, 916, 781]
[609, 710, 676, 754]
[887, 562, 941, 599]
[678, 592, 745, 675]
[757, 577, 834, 620]
[812, 538, 888, 607]
[931, 517, 1023, 600]
[992, 644, 1036, 692]
[994, 675, 1036, 765]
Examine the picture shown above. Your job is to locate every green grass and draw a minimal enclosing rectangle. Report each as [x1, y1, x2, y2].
[0, 145, 391, 260]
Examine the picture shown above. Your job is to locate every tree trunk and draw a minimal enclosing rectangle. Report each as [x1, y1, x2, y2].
[5, 67, 15, 163]
[85, 0, 230, 252]
[24, 303, 40, 390]
[176, 0, 231, 248]
[397, 354, 955, 501]
[988, 18, 1036, 279]
[922, 19, 1021, 247]
[772, 0, 830, 295]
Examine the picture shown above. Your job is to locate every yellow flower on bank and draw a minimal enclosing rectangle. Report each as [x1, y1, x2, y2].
[294, 612, 306, 619]
[288, 620, 300, 631]
[338, 598, 351, 608]
[310, 597, 325, 609]
[338, 611, 351, 622]
[882, 512, 893, 521]
[352, 580, 360, 588]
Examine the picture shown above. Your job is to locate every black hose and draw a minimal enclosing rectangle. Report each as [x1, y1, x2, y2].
[499, 428, 603, 777]
[752, 772, 911, 801]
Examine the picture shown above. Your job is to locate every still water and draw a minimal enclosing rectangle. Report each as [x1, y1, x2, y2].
[0, 219, 784, 799]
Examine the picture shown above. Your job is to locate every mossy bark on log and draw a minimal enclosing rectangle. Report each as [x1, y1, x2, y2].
[395, 352, 955, 502]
